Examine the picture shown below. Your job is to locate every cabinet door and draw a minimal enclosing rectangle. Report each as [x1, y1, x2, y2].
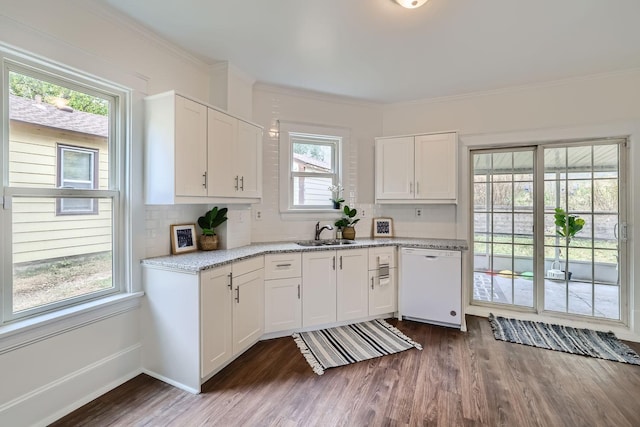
[265, 277, 302, 333]
[414, 133, 457, 202]
[232, 269, 264, 355]
[201, 266, 233, 378]
[368, 269, 397, 316]
[175, 96, 208, 197]
[208, 108, 238, 197]
[375, 137, 415, 200]
[302, 250, 337, 327]
[336, 248, 369, 322]
[236, 121, 262, 198]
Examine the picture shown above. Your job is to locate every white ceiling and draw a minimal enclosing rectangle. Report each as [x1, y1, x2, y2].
[98, 0, 640, 103]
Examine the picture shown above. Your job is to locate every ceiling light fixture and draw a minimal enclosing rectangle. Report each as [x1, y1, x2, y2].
[394, 0, 429, 8]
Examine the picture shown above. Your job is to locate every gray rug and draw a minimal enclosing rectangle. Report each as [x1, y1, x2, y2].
[293, 319, 422, 375]
[489, 314, 640, 365]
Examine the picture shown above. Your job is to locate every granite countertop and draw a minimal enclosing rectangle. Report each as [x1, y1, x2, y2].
[141, 237, 468, 273]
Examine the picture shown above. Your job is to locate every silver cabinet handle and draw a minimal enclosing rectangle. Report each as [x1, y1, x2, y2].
[235, 286, 240, 303]
[332, 256, 336, 270]
[416, 181, 419, 195]
[235, 175, 239, 190]
[240, 176, 244, 191]
[203, 171, 207, 189]
[297, 284, 301, 299]
[276, 263, 292, 267]
[371, 276, 374, 290]
[228, 273, 233, 289]
[340, 256, 343, 270]
[409, 182, 413, 194]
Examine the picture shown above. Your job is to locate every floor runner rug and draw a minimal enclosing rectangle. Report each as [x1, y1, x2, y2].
[489, 313, 640, 365]
[293, 319, 422, 375]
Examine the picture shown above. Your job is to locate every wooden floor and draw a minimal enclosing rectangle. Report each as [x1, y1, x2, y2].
[51, 316, 640, 427]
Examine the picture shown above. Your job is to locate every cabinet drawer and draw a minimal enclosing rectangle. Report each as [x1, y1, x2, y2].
[232, 256, 264, 277]
[368, 246, 396, 270]
[264, 253, 302, 280]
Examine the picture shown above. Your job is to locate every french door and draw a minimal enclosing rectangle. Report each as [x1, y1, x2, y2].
[472, 139, 627, 322]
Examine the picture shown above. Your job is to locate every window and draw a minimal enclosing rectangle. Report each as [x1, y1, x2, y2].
[2, 53, 126, 323]
[279, 122, 348, 213]
[56, 145, 99, 215]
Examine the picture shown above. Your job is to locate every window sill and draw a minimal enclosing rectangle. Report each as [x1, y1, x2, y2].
[0, 292, 144, 355]
[280, 209, 344, 221]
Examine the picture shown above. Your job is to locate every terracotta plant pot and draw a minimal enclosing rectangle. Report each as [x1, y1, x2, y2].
[199, 234, 219, 251]
[342, 227, 356, 240]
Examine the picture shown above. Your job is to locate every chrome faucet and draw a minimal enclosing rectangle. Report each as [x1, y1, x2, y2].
[315, 221, 334, 240]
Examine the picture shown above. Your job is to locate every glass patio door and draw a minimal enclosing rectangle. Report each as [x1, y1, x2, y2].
[472, 149, 535, 308]
[472, 140, 626, 321]
[542, 143, 625, 320]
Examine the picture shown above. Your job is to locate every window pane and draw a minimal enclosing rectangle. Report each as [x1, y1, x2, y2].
[292, 176, 333, 206]
[292, 141, 334, 173]
[11, 196, 113, 313]
[9, 71, 110, 189]
[62, 149, 93, 182]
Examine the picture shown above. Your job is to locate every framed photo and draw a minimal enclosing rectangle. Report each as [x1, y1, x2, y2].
[373, 218, 394, 237]
[170, 224, 197, 254]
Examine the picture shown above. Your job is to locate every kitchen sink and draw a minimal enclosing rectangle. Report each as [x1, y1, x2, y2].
[296, 239, 355, 247]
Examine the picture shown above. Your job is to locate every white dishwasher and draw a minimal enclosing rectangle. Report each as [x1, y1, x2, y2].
[399, 248, 462, 329]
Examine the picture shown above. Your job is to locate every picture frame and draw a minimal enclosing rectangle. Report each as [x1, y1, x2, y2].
[170, 224, 197, 254]
[373, 218, 394, 237]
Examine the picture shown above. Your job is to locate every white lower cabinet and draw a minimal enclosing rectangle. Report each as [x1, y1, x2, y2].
[232, 267, 264, 355]
[142, 256, 263, 394]
[368, 247, 397, 316]
[336, 249, 369, 322]
[302, 250, 338, 327]
[264, 253, 302, 333]
[302, 248, 368, 327]
[201, 265, 233, 378]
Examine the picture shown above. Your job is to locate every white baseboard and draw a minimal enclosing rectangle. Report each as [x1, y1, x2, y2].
[0, 344, 142, 427]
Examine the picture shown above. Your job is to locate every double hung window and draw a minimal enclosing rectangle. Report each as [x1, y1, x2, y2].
[2, 53, 126, 323]
[279, 122, 347, 212]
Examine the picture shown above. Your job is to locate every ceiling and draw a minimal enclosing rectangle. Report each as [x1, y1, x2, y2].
[97, 0, 640, 103]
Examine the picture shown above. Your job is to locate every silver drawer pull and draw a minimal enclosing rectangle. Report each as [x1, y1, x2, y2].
[276, 263, 292, 267]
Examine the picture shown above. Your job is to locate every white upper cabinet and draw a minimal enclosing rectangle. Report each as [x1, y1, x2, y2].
[375, 132, 458, 204]
[208, 108, 238, 198]
[236, 120, 262, 198]
[145, 91, 262, 204]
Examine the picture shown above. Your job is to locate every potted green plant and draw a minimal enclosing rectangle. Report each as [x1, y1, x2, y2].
[328, 183, 344, 209]
[553, 207, 585, 280]
[197, 206, 228, 250]
[335, 205, 360, 240]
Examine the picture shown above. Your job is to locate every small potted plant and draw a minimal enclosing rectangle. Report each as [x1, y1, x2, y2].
[328, 183, 344, 209]
[197, 206, 228, 250]
[554, 207, 585, 279]
[334, 205, 360, 240]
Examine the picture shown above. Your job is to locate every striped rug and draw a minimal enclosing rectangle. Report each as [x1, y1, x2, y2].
[293, 319, 422, 375]
[489, 314, 640, 365]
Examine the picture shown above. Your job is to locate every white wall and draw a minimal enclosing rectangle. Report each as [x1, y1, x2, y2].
[381, 70, 640, 340]
[251, 83, 383, 243]
[0, 1, 212, 425]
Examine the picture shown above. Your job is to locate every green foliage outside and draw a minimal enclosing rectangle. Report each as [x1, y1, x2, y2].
[9, 72, 108, 116]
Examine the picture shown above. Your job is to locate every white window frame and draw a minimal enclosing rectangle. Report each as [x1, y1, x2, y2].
[1, 51, 128, 323]
[279, 121, 349, 215]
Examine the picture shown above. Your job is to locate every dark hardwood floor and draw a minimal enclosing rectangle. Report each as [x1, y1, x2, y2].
[51, 316, 640, 426]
